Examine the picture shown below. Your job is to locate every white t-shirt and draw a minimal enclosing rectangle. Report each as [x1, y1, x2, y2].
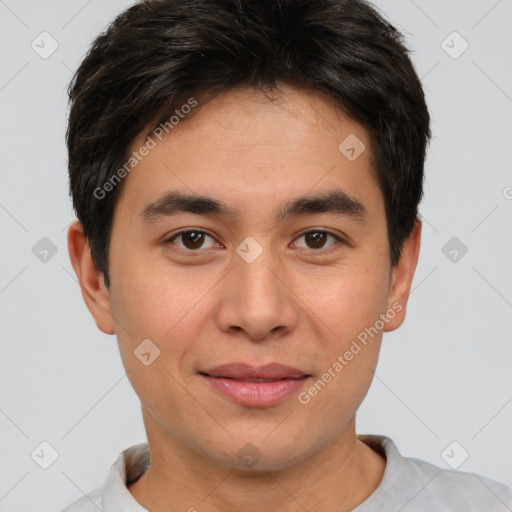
[61, 435, 512, 511]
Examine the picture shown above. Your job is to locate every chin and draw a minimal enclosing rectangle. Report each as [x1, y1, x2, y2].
[203, 429, 317, 473]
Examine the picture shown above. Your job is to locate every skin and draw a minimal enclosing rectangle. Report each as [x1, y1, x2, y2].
[68, 84, 421, 511]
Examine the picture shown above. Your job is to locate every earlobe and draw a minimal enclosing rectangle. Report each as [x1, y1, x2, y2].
[384, 219, 422, 332]
[67, 220, 115, 335]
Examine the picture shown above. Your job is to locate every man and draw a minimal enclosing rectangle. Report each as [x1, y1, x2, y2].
[62, 0, 512, 510]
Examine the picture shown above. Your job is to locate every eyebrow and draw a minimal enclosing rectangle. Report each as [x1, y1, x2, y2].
[140, 189, 367, 224]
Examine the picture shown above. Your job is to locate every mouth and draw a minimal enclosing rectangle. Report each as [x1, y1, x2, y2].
[199, 363, 311, 407]
[204, 377, 302, 383]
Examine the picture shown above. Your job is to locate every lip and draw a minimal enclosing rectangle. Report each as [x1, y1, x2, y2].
[203, 362, 308, 380]
[200, 363, 311, 407]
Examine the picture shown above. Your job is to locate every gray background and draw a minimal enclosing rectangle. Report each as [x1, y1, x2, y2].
[1, 1, 511, 511]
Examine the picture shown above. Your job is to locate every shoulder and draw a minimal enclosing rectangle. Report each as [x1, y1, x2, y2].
[60, 488, 104, 512]
[59, 443, 149, 512]
[359, 435, 512, 511]
[406, 456, 512, 510]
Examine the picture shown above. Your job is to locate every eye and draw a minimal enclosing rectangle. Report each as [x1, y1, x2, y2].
[166, 230, 219, 251]
[293, 230, 344, 250]
[165, 228, 344, 254]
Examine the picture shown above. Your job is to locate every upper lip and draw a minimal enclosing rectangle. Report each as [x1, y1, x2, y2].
[201, 363, 309, 380]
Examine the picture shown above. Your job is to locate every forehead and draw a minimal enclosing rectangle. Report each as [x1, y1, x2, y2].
[115, 85, 383, 223]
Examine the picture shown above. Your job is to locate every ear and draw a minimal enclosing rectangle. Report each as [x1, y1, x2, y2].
[67, 220, 115, 335]
[384, 219, 422, 332]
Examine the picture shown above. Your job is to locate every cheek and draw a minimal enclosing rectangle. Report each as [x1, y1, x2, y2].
[109, 265, 202, 414]
[108, 259, 188, 376]
[314, 262, 389, 408]
[110, 247, 209, 336]
[300, 348, 380, 433]
[299, 285, 384, 421]
[301, 261, 390, 343]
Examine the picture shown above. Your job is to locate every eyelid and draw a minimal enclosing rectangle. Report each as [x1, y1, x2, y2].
[294, 227, 345, 241]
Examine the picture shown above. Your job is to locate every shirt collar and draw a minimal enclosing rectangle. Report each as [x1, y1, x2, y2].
[102, 443, 150, 512]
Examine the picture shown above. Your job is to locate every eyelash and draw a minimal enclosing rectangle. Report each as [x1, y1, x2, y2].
[164, 229, 345, 254]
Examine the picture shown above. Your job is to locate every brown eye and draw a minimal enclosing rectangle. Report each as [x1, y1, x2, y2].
[305, 231, 327, 249]
[294, 230, 342, 250]
[167, 230, 217, 251]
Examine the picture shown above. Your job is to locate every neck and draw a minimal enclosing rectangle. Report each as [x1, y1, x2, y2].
[128, 415, 386, 512]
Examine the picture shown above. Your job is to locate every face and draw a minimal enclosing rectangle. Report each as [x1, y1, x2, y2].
[71, 85, 420, 471]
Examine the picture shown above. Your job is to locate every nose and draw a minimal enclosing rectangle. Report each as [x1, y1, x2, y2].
[215, 243, 299, 342]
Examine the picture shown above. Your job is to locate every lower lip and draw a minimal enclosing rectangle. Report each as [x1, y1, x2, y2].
[201, 375, 309, 407]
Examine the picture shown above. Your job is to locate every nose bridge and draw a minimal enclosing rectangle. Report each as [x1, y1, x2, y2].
[215, 236, 299, 340]
[239, 249, 282, 306]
